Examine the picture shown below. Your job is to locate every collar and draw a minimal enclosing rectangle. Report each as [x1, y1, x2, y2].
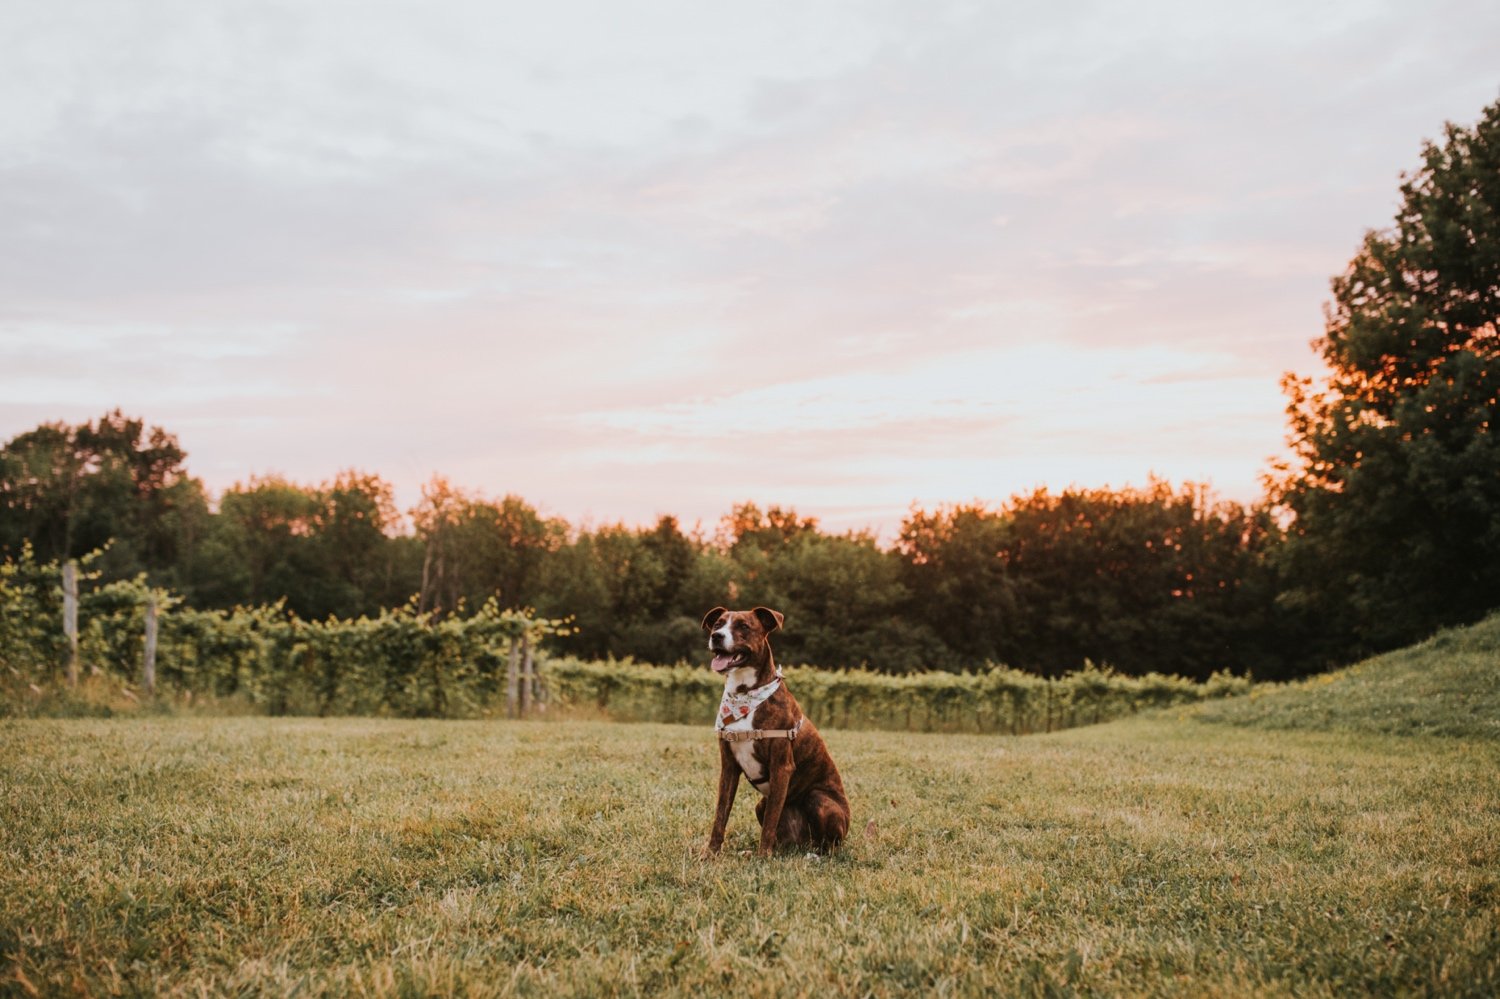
[716, 667, 784, 730]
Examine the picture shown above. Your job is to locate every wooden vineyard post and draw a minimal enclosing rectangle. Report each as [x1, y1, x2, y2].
[527, 633, 543, 714]
[519, 631, 533, 716]
[506, 636, 521, 718]
[142, 596, 158, 697]
[62, 560, 79, 686]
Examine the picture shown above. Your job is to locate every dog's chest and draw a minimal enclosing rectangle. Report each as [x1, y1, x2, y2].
[721, 712, 769, 793]
[719, 668, 771, 793]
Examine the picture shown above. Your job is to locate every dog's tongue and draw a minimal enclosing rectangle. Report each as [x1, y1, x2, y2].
[711, 654, 737, 673]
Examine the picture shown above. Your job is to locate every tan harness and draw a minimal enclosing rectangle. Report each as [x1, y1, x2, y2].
[718, 717, 805, 743]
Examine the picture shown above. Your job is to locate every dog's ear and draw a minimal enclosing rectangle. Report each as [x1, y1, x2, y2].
[752, 606, 784, 633]
[701, 607, 728, 632]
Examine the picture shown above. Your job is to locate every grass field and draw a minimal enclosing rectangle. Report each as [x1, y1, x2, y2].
[3, 621, 1499, 996]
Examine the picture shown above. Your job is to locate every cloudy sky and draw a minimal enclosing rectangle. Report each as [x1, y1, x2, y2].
[3, 0, 1498, 536]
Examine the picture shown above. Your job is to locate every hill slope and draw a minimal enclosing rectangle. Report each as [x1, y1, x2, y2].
[1195, 611, 1500, 739]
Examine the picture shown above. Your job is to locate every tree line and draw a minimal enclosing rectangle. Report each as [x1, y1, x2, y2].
[0, 538, 1246, 727]
[0, 416, 1296, 679]
[4, 98, 1497, 681]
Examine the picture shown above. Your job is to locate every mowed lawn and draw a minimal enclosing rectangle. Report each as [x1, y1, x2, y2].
[3, 702, 1497, 998]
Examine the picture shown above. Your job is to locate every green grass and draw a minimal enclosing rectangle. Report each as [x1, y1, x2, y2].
[1195, 611, 1500, 739]
[3, 618, 1499, 997]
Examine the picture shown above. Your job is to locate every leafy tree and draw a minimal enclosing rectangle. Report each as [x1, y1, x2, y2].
[534, 529, 615, 657]
[311, 471, 414, 616]
[898, 503, 1016, 669]
[895, 484, 1282, 678]
[999, 482, 1279, 679]
[0, 423, 75, 560]
[410, 477, 564, 616]
[1274, 97, 1500, 659]
[721, 502, 820, 565]
[534, 517, 709, 663]
[769, 530, 936, 671]
[477, 494, 566, 610]
[410, 475, 469, 614]
[206, 475, 322, 611]
[0, 411, 208, 587]
[640, 515, 697, 619]
[202, 471, 416, 618]
[703, 504, 933, 671]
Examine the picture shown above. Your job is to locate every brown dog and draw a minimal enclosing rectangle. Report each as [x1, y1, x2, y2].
[700, 606, 850, 856]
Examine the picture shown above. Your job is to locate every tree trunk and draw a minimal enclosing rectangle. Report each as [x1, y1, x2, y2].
[418, 541, 434, 613]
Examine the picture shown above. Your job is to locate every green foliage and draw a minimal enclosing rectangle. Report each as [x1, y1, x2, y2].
[200, 470, 418, 618]
[539, 515, 764, 667]
[4, 547, 1252, 730]
[900, 502, 1016, 664]
[1, 550, 567, 719]
[411, 476, 565, 617]
[1, 417, 1299, 679]
[0, 410, 208, 587]
[759, 529, 933, 671]
[1276, 98, 1500, 660]
[900, 481, 1285, 678]
[544, 657, 1247, 734]
[0, 542, 68, 673]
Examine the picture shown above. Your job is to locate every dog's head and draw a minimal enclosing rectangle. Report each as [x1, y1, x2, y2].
[701, 606, 784, 676]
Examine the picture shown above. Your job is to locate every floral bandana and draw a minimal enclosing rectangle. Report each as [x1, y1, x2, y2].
[716, 668, 784, 730]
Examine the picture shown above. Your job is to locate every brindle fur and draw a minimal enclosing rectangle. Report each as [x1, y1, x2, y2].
[701, 606, 850, 856]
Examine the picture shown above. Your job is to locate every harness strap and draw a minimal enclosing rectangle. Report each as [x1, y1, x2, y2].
[718, 717, 804, 744]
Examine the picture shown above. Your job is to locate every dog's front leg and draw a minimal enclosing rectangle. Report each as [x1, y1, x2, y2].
[703, 741, 739, 856]
[756, 740, 794, 856]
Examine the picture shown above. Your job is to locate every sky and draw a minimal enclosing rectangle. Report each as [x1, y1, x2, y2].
[3, 0, 1498, 537]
